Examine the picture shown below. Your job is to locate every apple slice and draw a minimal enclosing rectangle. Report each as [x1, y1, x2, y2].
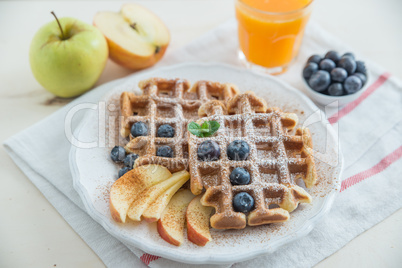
[142, 171, 190, 222]
[186, 195, 213, 246]
[127, 170, 190, 221]
[157, 189, 195, 246]
[109, 165, 171, 223]
[93, 3, 170, 70]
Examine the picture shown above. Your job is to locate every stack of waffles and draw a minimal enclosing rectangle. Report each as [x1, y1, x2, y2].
[119, 78, 317, 229]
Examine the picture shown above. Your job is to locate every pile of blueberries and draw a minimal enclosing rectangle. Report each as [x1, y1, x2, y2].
[303, 50, 367, 96]
[197, 139, 255, 213]
[110, 121, 176, 178]
[110, 146, 138, 178]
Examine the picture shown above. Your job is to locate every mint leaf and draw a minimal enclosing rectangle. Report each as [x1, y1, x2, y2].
[188, 122, 203, 137]
[201, 121, 210, 130]
[203, 121, 220, 137]
[209, 121, 220, 134]
[189, 120, 220, 137]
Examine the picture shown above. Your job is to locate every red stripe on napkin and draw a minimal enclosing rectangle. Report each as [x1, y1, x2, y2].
[340, 145, 402, 192]
[140, 253, 161, 265]
[329, 72, 391, 125]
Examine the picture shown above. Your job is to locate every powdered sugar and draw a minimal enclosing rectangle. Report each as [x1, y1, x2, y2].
[189, 93, 317, 228]
[121, 78, 238, 172]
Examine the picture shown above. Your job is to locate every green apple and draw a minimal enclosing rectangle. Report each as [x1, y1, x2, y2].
[29, 12, 108, 98]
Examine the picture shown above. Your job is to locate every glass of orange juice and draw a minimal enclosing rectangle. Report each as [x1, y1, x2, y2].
[236, 0, 313, 75]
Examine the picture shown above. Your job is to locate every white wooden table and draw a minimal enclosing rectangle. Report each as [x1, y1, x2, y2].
[1, 1, 401, 267]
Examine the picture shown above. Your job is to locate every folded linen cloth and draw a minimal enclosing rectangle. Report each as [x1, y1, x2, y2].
[4, 19, 402, 268]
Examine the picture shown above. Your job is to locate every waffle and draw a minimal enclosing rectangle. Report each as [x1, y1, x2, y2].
[188, 92, 317, 229]
[120, 78, 239, 172]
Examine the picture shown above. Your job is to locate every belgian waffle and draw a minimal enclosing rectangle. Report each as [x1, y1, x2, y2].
[120, 78, 239, 172]
[188, 92, 317, 229]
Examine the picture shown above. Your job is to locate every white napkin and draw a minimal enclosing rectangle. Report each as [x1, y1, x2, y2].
[4, 19, 402, 268]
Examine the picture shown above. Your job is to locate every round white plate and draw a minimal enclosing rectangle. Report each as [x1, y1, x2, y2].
[70, 62, 342, 264]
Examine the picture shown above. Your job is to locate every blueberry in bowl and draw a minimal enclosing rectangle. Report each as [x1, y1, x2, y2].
[307, 54, 322, 64]
[303, 62, 318, 80]
[302, 50, 369, 107]
[338, 56, 356, 75]
[327, 83, 344, 96]
[308, 70, 331, 92]
[324, 50, 341, 64]
[330, 68, 347, 83]
[319, 59, 336, 73]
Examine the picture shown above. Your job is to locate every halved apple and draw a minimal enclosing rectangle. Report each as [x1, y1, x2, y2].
[127, 170, 190, 221]
[157, 189, 195, 246]
[142, 171, 190, 222]
[109, 165, 171, 223]
[93, 3, 170, 70]
[186, 195, 213, 246]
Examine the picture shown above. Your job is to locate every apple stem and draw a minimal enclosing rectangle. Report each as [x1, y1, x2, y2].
[51, 11, 66, 40]
[155, 46, 160, 54]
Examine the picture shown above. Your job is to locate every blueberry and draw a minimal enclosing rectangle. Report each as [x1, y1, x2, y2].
[156, 146, 174, 158]
[307, 54, 322, 64]
[356, 61, 367, 75]
[227, 140, 250, 161]
[330, 67, 348, 83]
[352, 72, 367, 85]
[230, 167, 251, 185]
[344, 76, 362, 94]
[131, 122, 148, 137]
[343, 52, 355, 59]
[328, 83, 344, 96]
[319, 59, 336, 72]
[303, 62, 318, 80]
[325, 51, 341, 64]
[338, 57, 356, 74]
[197, 140, 220, 161]
[111, 146, 126, 163]
[157, 124, 175, 138]
[233, 192, 254, 213]
[124, 153, 139, 169]
[118, 167, 130, 178]
[308, 70, 331, 92]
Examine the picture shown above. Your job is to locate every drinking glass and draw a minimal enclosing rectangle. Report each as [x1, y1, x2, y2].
[235, 0, 313, 75]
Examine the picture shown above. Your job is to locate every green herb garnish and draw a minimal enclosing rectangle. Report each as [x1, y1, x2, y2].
[188, 120, 220, 137]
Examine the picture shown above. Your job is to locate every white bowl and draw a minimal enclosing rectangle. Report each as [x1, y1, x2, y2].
[302, 73, 370, 107]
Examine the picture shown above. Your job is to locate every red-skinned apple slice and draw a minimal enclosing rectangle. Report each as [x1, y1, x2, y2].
[109, 165, 171, 223]
[93, 3, 170, 70]
[186, 195, 213, 246]
[157, 189, 195, 246]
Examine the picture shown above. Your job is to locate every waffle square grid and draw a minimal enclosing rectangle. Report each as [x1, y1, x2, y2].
[120, 78, 239, 172]
[188, 92, 317, 229]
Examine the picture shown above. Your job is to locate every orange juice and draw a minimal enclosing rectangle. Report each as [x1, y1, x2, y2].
[236, 0, 313, 74]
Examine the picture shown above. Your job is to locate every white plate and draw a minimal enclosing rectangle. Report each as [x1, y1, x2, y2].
[70, 62, 342, 265]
